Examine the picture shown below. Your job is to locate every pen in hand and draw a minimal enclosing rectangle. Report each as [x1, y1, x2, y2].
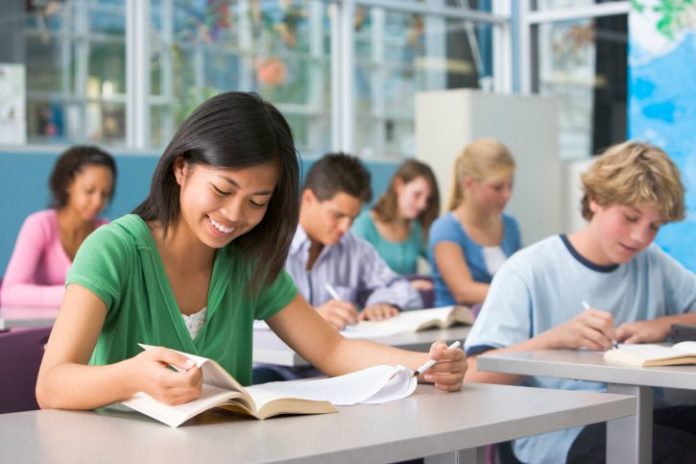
[323, 283, 359, 328]
[582, 301, 619, 350]
[325, 283, 342, 301]
[412, 341, 461, 378]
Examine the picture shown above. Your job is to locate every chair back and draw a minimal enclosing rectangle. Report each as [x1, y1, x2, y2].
[0, 327, 52, 413]
[409, 274, 435, 308]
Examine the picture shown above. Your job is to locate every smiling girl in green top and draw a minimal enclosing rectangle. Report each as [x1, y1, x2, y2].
[36, 92, 466, 410]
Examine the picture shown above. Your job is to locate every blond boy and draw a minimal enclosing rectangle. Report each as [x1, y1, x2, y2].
[464, 141, 696, 463]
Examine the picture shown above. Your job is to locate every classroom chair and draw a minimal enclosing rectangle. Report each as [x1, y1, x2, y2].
[408, 275, 435, 308]
[0, 326, 51, 413]
[495, 441, 523, 464]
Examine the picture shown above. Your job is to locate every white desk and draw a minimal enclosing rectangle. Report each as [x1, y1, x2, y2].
[253, 326, 470, 366]
[0, 383, 634, 464]
[477, 349, 696, 464]
[0, 306, 58, 330]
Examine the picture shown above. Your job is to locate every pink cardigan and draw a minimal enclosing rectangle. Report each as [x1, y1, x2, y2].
[0, 209, 108, 308]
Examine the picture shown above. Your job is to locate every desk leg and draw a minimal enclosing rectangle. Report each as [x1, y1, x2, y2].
[424, 447, 483, 464]
[606, 384, 652, 464]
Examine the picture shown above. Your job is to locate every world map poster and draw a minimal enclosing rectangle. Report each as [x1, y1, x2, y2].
[629, 0, 696, 271]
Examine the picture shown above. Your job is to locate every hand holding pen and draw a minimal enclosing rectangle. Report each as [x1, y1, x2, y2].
[324, 283, 342, 301]
[317, 283, 359, 330]
[545, 302, 619, 351]
[413, 340, 466, 392]
[582, 301, 619, 350]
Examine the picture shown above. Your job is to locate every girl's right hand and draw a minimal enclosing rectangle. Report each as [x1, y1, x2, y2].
[127, 347, 203, 405]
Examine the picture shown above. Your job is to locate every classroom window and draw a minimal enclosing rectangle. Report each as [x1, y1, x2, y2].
[530, 0, 622, 10]
[353, 5, 495, 158]
[2, 0, 508, 156]
[19, 0, 128, 146]
[524, 1, 629, 159]
[148, 0, 331, 155]
[530, 14, 627, 159]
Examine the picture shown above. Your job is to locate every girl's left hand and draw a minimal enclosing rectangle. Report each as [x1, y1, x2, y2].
[420, 341, 466, 392]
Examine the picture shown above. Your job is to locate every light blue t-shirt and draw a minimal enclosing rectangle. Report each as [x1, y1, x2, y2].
[428, 212, 521, 306]
[351, 210, 425, 275]
[465, 234, 696, 464]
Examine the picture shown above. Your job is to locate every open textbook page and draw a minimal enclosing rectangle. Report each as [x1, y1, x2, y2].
[120, 345, 416, 427]
[247, 364, 416, 406]
[342, 305, 474, 339]
[603, 341, 696, 367]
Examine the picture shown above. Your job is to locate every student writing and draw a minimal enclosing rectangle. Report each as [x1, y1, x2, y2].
[464, 141, 696, 464]
[429, 139, 521, 307]
[0, 145, 116, 308]
[284, 153, 423, 331]
[35, 92, 466, 411]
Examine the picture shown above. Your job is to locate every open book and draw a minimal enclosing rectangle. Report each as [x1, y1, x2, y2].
[121, 345, 417, 427]
[604, 341, 696, 367]
[342, 305, 474, 339]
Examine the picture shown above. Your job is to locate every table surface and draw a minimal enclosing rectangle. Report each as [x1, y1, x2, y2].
[0, 306, 58, 330]
[477, 349, 696, 389]
[0, 383, 634, 464]
[253, 325, 471, 366]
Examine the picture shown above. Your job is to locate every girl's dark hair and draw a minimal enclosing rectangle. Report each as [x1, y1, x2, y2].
[133, 91, 300, 294]
[372, 159, 440, 234]
[49, 145, 117, 209]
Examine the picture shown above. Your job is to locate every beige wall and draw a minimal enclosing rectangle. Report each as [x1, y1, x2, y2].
[415, 89, 563, 246]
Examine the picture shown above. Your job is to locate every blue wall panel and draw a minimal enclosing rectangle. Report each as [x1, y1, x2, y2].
[0, 150, 398, 275]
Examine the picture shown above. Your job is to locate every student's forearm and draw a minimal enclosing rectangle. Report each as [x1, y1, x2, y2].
[649, 313, 696, 340]
[464, 333, 555, 384]
[316, 338, 428, 377]
[451, 281, 488, 306]
[36, 360, 137, 410]
[465, 356, 523, 385]
[663, 312, 696, 325]
[616, 312, 696, 344]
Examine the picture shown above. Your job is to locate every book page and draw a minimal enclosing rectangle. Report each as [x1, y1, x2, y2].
[121, 384, 242, 428]
[341, 321, 412, 338]
[139, 344, 245, 392]
[607, 344, 675, 357]
[673, 341, 696, 354]
[341, 306, 457, 339]
[246, 365, 416, 407]
[397, 306, 453, 329]
[604, 344, 683, 366]
[360, 366, 417, 404]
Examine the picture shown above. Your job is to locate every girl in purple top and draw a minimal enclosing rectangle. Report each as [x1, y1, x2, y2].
[0, 146, 116, 307]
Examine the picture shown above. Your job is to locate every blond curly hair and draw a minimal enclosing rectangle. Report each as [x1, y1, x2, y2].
[580, 141, 685, 222]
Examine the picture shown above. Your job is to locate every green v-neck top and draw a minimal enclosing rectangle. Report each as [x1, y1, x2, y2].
[66, 214, 297, 385]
